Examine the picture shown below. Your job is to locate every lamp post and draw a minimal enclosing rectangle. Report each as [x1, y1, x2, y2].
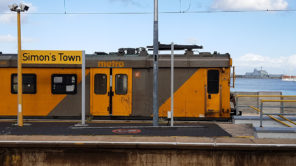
[9, 3, 29, 127]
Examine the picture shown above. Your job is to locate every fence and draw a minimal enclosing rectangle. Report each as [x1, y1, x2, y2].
[234, 94, 296, 127]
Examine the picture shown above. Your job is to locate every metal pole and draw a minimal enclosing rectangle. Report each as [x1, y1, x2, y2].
[81, 51, 86, 125]
[260, 101, 263, 127]
[257, 92, 259, 114]
[153, 0, 159, 126]
[170, 42, 174, 127]
[17, 10, 23, 127]
[235, 96, 238, 115]
[280, 96, 284, 114]
[232, 66, 235, 88]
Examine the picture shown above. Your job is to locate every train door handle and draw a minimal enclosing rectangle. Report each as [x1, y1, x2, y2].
[208, 94, 211, 99]
[108, 91, 114, 96]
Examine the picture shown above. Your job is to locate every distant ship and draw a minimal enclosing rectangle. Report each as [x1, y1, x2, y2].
[235, 68, 283, 79]
[282, 75, 296, 81]
[245, 68, 269, 78]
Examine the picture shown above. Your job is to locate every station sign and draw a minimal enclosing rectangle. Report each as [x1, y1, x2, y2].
[21, 50, 82, 64]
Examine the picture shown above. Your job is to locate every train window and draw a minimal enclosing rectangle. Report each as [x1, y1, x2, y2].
[115, 74, 128, 95]
[207, 70, 219, 94]
[94, 74, 107, 94]
[52, 74, 77, 94]
[11, 74, 36, 94]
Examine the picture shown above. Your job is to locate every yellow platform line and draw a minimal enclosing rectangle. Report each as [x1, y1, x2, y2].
[235, 136, 255, 139]
[249, 106, 292, 127]
[278, 115, 296, 126]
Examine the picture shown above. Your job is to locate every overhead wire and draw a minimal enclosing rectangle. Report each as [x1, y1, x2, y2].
[1, 0, 296, 16]
[1, 0, 296, 15]
[1, 9, 296, 15]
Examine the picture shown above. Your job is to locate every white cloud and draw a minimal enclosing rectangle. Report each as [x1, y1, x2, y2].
[109, 0, 135, 3]
[0, 0, 12, 12]
[109, 0, 142, 7]
[0, 34, 16, 42]
[212, 0, 288, 10]
[0, 34, 35, 43]
[185, 38, 199, 45]
[0, 0, 15, 23]
[0, 12, 15, 23]
[234, 53, 296, 75]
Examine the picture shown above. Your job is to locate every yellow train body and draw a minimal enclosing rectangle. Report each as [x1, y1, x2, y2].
[0, 50, 232, 120]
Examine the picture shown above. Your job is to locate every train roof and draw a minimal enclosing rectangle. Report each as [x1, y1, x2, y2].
[0, 49, 231, 68]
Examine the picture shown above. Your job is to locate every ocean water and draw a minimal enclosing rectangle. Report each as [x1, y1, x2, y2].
[231, 78, 296, 95]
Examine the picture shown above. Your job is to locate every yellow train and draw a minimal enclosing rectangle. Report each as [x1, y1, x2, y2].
[0, 45, 232, 120]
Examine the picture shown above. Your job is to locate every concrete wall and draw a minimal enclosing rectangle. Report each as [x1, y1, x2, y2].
[1, 148, 296, 166]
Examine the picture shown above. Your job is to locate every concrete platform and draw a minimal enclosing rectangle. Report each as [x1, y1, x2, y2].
[1, 120, 295, 166]
[233, 116, 296, 138]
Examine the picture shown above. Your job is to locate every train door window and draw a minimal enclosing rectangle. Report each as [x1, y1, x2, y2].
[94, 74, 107, 94]
[115, 74, 127, 95]
[52, 74, 77, 94]
[11, 74, 36, 94]
[207, 70, 219, 94]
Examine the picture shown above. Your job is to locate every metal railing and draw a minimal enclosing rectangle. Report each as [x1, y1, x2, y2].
[259, 100, 296, 127]
[234, 95, 296, 127]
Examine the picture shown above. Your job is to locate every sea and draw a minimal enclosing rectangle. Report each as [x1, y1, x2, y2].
[231, 78, 296, 95]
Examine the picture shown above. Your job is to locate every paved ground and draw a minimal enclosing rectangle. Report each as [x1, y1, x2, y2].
[0, 121, 232, 137]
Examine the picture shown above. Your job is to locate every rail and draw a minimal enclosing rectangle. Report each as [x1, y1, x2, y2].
[234, 95, 296, 127]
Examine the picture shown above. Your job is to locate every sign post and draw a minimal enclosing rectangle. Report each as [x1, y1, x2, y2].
[17, 11, 23, 127]
[170, 42, 174, 127]
[81, 51, 86, 125]
[21, 50, 86, 125]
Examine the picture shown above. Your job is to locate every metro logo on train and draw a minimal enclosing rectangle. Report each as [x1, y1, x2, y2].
[21, 50, 82, 64]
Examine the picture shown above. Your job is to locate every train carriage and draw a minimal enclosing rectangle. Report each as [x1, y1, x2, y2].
[0, 45, 232, 120]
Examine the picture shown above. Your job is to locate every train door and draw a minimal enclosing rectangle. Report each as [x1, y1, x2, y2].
[206, 69, 221, 117]
[91, 68, 110, 116]
[112, 68, 132, 116]
[91, 68, 132, 116]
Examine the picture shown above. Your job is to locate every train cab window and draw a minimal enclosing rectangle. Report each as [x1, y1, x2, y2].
[94, 74, 107, 94]
[52, 74, 77, 94]
[115, 74, 128, 95]
[207, 70, 219, 94]
[11, 74, 36, 94]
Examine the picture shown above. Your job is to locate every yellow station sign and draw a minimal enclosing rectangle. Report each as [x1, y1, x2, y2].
[21, 50, 83, 64]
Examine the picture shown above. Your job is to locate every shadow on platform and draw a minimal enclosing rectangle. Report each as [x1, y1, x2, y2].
[0, 122, 231, 137]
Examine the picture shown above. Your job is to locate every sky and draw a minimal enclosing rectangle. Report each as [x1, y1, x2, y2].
[0, 0, 296, 75]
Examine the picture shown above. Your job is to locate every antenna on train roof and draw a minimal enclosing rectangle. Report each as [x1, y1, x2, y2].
[147, 43, 203, 51]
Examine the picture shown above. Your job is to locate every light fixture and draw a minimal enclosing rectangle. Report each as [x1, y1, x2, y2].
[8, 3, 29, 12]
[8, 3, 18, 11]
[20, 4, 29, 12]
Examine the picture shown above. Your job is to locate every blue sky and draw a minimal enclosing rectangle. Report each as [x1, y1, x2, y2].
[0, 0, 296, 75]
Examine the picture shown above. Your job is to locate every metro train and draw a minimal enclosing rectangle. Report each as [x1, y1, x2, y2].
[0, 44, 233, 120]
